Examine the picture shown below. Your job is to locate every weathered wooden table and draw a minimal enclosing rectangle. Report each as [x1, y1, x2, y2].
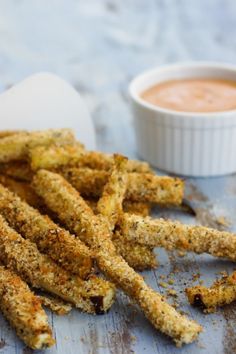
[0, 0, 236, 353]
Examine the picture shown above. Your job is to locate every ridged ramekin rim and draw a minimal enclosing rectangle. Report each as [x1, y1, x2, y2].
[129, 61, 236, 121]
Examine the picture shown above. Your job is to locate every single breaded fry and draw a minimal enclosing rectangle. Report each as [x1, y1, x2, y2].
[29, 144, 151, 173]
[126, 172, 184, 205]
[97, 154, 128, 230]
[0, 128, 75, 163]
[0, 215, 115, 314]
[186, 271, 236, 313]
[60, 167, 184, 205]
[112, 231, 157, 271]
[0, 183, 93, 278]
[123, 200, 151, 217]
[0, 266, 54, 349]
[37, 293, 72, 315]
[30, 143, 84, 170]
[119, 214, 236, 261]
[33, 170, 202, 347]
[0, 130, 26, 138]
[0, 161, 33, 181]
[97, 154, 157, 270]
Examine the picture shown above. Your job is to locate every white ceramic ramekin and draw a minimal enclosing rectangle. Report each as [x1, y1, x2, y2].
[129, 62, 236, 177]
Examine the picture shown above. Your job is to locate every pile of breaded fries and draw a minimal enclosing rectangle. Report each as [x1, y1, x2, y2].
[0, 129, 235, 349]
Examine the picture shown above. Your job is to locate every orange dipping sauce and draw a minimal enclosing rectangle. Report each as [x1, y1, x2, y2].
[141, 78, 236, 113]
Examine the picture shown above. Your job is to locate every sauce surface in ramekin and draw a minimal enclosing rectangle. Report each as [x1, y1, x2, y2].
[141, 78, 236, 113]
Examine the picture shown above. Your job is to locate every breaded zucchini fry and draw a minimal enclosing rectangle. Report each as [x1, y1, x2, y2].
[0, 183, 92, 278]
[37, 293, 72, 315]
[30, 143, 84, 170]
[126, 172, 183, 205]
[97, 154, 128, 230]
[33, 170, 202, 347]
[29, 144, 151, 173]
[97, 154, 157, 270]
[0, 161, 33, 181]
[60, 167, 184, 205]
[119, 214, 236, 261]
[0, 128, 75, 163]
[186, 271, 236, 313]
[0, 266, 54, 349]
[0, 215, 115, 314]
[112, 231, 157, 270]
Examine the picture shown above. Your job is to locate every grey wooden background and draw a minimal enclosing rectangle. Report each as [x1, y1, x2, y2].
[0, 0, 236, 353]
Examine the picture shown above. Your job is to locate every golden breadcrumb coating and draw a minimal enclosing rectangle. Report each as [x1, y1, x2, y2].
[97, 154, 157, 271]
[112, 231, 157, 271]
[123, 200, 151, 217]
[126, 172, 184, 205]
[0, 163, 183, 206]
[86, 198, 151, 217]
[33, 170, 202, 346]
[85, 198, 155, 270]
[0, 266, 54, 349]
[0, 161, 33, 181]
[59, 167, 184, 205]
[0, 175, 59, 219]
[29, 143, 84, 171]
[0, 175, 44, 208]
[0, 183, 93, 278]
[0, 176, 153, 273]
[29, 144, 151, 173]
[79, 150, 152, 173]
[119, 214, 236, 261]
[97, 154, 128, 230]
[0, 128, 75, 163]
[0, 214, 115, 314]
[37, 293, 72, 315]
[0, 130, 26, 139]
[186, 271, 236, 313]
